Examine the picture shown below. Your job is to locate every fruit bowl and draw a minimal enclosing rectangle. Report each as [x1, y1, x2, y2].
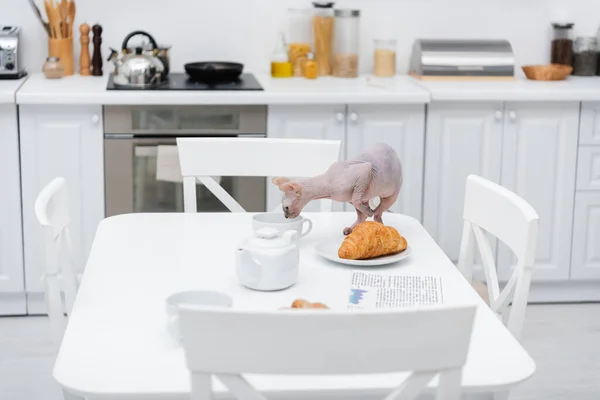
[522, 64, 572, 81]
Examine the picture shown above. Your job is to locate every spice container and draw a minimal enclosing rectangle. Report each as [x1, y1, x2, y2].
[551, 22, 574, 66]
[373, 39, 396, 77]
[304, 52, 318, 79]
[312, 2, 334, 76]
[333, 9, 360, 78]
[288, 8, 312, 77]
[42, 57, 65, 79]
[271, 33, 293, 78]
[573, 37, 598, 76]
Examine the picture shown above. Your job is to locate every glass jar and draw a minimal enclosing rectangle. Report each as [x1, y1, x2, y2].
[333, 9, 360, 78]
[573, 37, 598, 76]
[42, 57, 64, 79]
[551, 22, 574, 66]
[312, 2, 334, 76]
[373, 39, 396, 77]
[288, 8, 312, 77]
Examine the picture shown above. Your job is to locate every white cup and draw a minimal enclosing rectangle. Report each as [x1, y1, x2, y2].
[165, 290, 232, 341]
[252, 213, 313, 239]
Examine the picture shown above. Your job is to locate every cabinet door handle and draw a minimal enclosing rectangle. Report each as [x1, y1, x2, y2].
[495, 111, 503, 121]
[91, 114, 100, 124]
[508, 111, 517, 121]
[335, 112, 344, 122]
[349, 112, 359, 122]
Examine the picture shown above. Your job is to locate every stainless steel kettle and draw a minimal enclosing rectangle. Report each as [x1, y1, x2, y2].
[108, 31, 165, 88]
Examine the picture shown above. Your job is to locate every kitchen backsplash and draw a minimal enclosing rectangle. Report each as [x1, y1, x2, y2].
[4, 0, 600, 76]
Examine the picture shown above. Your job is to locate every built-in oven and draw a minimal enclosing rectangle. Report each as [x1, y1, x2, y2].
[103, 105, 268, 217]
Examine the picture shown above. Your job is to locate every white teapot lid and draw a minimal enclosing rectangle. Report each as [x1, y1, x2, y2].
[247, 228, 293, 249]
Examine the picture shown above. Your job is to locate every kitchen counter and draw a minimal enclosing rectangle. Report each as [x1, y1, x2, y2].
[412, 76, 600, 101]
[16, 73, 431, 105]
[0, 77, 27, 104]
[17, 73, 600, 105]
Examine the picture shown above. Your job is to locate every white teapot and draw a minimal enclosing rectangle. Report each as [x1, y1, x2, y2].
[235, 227, 299, 291]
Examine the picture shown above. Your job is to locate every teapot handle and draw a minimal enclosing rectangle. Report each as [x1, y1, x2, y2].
[121, 31, 159, 53]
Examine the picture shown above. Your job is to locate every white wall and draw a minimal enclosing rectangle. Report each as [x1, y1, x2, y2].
[4, 0, 600, 76]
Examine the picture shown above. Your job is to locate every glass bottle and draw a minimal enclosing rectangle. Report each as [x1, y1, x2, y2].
[288, 8, 312, 77]
[573, 37, 598, 76]
[303, 52, 318, 79]
[333, 9, 360, 78]
[551, 22, 574, 66]
[373, 39, 396, 77]
[312, 2, 335, 76]
[270, 33, 293, 78]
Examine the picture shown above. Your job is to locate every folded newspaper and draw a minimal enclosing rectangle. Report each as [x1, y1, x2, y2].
[348, 271, 443, 309]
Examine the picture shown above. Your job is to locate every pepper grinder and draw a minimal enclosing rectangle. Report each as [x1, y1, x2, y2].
[79, 23, 91, 76]
[91, 24, 103, 76]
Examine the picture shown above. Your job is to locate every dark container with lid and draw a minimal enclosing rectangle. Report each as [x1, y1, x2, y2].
[573, 36, 598, 76]
[551, 22, 574, 66]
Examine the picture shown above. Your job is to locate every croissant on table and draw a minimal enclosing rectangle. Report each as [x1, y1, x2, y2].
[338, 221, 407, 260]
[290, 299, 329, 309]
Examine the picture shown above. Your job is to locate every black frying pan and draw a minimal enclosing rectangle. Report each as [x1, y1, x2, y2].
[184, 62, 244, 82]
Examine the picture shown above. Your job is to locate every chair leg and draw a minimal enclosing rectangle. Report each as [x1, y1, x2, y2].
[62, 388, 85, 400]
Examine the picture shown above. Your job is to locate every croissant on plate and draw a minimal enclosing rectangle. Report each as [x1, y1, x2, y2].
[338, 221, 407, 260]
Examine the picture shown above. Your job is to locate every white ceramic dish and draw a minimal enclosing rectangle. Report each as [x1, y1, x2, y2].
[314, 238, 412, 266]
[252, 212, 312, 240]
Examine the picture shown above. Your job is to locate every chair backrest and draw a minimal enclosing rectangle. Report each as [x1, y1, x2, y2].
[177, 137, 342, 213]
[179, 305, 476, 400]
[34, 177, 78, 346]
[457, 174, 539, 340]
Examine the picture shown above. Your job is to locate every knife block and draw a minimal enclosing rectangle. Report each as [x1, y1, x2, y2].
[48, 37, 74, 76]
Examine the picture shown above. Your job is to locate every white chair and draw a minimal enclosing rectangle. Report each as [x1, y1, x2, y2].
[179, 305, 476, 400]
[457, 175, 539, 341]
[34, 177, 78, 346]
[176, 137, 342, 213]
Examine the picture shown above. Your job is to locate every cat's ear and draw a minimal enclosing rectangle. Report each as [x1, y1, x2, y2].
[272, 177, 290, 187]
[281, 182, 302, 197]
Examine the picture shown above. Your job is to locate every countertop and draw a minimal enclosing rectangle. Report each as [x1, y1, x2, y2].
[16, 73, 430, 105]
[16, 73, 600, 105]
[412, 76, 600, 102]
[0, 77, 27, 104]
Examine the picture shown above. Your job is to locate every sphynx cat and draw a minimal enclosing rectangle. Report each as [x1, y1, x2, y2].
[273, 142, 403, 235]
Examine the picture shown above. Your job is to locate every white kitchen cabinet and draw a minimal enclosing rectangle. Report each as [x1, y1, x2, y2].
[570, 192, 600, 279]
[346, 104, 425, 220]
[499, 102, 579, 281]
[20, 105, 105, 314]
[577, 146, 600, 190]
[267, 105, 346, 212]
[579, 102, 600, 145]
[423, 102, 504, 264]
[0, 104, 25, 315]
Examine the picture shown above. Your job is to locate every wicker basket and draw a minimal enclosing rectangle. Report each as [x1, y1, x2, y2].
[522, 64, 572, 81]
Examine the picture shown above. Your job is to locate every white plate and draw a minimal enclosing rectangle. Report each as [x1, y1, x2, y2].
[314, 238, 412, 266]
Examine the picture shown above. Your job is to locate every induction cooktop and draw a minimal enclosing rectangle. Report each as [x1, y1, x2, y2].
[106, 73, 263, 91]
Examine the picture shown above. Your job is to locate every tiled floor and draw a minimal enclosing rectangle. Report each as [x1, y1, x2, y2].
[1, 304, 600, 399]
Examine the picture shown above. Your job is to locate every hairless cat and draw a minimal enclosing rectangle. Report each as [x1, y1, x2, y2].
[273, 142, 403, 235]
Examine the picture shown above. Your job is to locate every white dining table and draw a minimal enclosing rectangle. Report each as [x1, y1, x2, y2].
[54, 212, 535, 400]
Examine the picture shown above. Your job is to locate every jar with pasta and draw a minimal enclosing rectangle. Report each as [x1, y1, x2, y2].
[373, 39, 396, 77]
[312, 2, 334, 76]
[333, 9, 360, 78]
[288, 8, 312, 77]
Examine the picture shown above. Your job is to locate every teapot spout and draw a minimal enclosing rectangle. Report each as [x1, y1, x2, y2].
[107, 48, 123, 68]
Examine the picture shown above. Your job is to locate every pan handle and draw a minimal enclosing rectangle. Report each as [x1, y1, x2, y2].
[121, 31, 159, 53]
